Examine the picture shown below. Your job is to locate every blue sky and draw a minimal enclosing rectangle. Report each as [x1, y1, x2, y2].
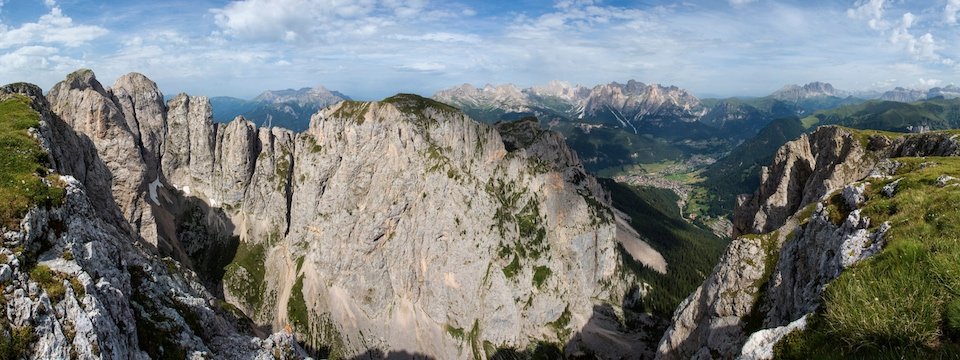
[1, 0, 959, 99]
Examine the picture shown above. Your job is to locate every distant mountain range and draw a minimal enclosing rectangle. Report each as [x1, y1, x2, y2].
[432, 80, 876, 173]
[210, 86, 349, 131]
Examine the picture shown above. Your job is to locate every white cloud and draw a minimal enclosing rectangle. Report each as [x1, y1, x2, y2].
[0, 6, 108, 48]
[0, 45, 82, 74]
[916, 77, 942, 88]
[847, 0, 887, 30]
[729, 0, 758, 6]
[396, 62, 446, 73]
[210, 0, 438, 42]
[889, 12, 942, 61]
[392, 32, 480, 43]
[947, 0, 960, 24]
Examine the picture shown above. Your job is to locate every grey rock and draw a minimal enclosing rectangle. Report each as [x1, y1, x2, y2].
[0, 264, 11, 283]
[842, 183, 866, 209]
[938, 175, 956, 187]
[883, 178, 902, 197]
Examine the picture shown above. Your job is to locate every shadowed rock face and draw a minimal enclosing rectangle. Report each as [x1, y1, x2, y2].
[21, 71, 650, 358]
[1, 82, 308, 359]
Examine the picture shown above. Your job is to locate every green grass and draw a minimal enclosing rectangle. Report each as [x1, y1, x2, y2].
[445, 324, 465, 341]
[223, 241, 267, 309]
[532, 266, 552, 289]
[502, 255, 521, 279]
[287, 274, 309, 333]
[547, 305, 572, 340]
[776, 157, 960, 357]
[29, 265, 67, 303]
[0, 324, 34, 359]
[0, 95, 65, 229]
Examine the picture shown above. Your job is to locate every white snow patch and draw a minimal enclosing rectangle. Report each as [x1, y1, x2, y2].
[148, 177, 163, 205]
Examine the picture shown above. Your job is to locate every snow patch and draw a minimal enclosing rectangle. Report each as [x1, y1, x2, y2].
[148, 177, 163, 205]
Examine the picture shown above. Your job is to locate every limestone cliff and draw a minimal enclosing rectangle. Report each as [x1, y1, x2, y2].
[0, 84, 305, 359]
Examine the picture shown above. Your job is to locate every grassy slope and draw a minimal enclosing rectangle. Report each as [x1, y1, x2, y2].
[0, 95, 64, 229]
[600, 179, 728, 316]
[776, 157, 960, 358]
[0, 94, 65, 357]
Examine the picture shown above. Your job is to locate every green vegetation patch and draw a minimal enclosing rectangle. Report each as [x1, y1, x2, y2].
[0, 324, 34, 359]
[547, 305, 572, 340]
[223, 241, 267, 309]
[532, 266, 552, 289]
[287, 274, 309, 333]
[29, 264, 83, 303]
[776, 157, 960, 357]
[0, 95, 65, 229]
[445, 324, 465, 341]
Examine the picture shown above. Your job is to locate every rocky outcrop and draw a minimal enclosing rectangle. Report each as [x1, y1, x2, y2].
[1, 84, 306, 359]
[46, 70, 156, 245]
[658, 127, 960, 359]
[733, 126, 960, 237]
[19, 70, 648, 359]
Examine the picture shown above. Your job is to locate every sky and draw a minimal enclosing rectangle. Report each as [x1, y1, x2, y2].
[1, 0, 959, 100]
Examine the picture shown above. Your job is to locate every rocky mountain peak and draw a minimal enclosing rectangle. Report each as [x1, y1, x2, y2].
[252, 86, 349, 107]
[770, 81, 843, 101]
[60, 68, 104, 94]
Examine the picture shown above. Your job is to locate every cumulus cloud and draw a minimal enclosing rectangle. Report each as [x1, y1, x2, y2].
[210, 0, 439, 42]
[396, 62, 446, 73]
[391, 32, 481, 43]
[947, 0, 960, 24]
[0, 6, 108, 48]
[0, 45, 82, 74]
[889, 12, 943, 62]
[847, 0, 887, 30]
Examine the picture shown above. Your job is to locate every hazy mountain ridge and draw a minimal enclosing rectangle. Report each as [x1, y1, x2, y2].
[880, 85, 960, 103]
[209, 86, 350, 131]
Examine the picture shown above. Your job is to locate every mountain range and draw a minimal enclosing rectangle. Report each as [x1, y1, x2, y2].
[210, 86, 350, 131]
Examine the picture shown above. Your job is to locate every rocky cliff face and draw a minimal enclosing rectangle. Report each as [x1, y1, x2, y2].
[0, 84, 306, 359]
[656, 126, 960, 359]
[6, 70, 650, 358]
[734, 126, 960, 237]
